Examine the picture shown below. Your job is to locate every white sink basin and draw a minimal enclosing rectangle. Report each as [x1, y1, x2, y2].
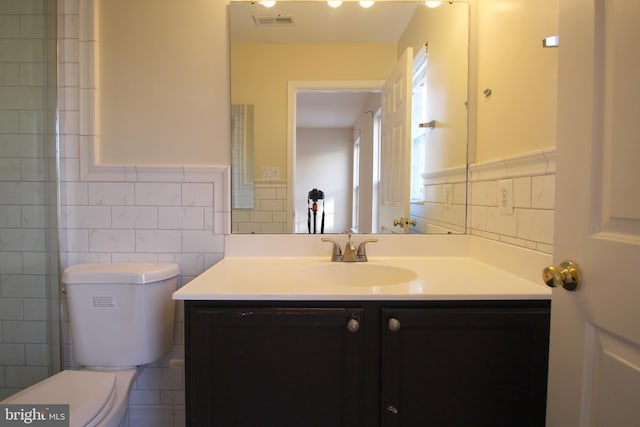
[297, 263, 418, 287]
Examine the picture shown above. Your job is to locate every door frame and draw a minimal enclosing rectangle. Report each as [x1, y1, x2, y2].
[287, 80, 384, 233]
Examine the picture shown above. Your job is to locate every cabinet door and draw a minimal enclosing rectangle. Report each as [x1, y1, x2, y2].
[381, 307, 550, 427]
[187, 306, 364, 427]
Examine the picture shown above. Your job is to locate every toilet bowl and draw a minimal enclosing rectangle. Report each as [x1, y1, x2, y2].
[2, 369, 137, 427]
[1, 263, 179, 427]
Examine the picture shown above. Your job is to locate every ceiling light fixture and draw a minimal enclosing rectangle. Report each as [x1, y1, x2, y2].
[359, 1, 375, 8]
[425, 1, 442, 7]
[327, 1, 343, 7]
[259, 1, 276, 8]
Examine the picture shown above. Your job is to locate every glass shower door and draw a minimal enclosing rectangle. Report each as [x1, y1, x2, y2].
[0, 0, 60, 399]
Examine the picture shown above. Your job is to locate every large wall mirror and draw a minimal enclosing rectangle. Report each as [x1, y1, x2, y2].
[230, 1, 469, 235]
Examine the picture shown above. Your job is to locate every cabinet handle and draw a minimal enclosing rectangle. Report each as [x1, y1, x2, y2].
[385, 404, 399, 414]
[347, 318, 360, 333]
[388, 318, 401, 332]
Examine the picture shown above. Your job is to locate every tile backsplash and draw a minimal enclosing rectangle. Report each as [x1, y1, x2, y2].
[231, 181, 288, 234]
[58, 170, 227, 427]
[468, 149, 556, 254]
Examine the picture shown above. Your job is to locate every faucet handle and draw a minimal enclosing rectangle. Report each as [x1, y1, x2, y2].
[356, 238, 378, 261]
[321, 238, 342, 262]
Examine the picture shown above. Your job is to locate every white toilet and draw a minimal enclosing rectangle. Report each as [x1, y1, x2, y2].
[2, 263, 180, 427]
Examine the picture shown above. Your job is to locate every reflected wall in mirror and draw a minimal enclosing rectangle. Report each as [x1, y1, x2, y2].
[230, 1, 468, 234]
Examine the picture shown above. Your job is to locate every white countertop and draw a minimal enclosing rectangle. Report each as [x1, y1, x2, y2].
[172, 256, 551, 301]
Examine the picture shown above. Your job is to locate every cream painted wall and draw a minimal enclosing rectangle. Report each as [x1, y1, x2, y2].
[95, 0, 557, 171]
[231, 43, 397, 180]
[474, 0, 558, 162]
[295, 128, 353, 234]
[98, 0, 230, 165]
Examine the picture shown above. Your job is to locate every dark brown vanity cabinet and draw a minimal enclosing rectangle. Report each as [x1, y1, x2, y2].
[186, 305, 367, 426]
[185, 301, 550, 427]
[380, 306, 550, 427]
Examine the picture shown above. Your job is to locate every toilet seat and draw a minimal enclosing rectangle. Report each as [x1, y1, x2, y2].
[2, 370, 116, 427]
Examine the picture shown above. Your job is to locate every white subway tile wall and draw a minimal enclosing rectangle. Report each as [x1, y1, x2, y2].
[56, 1, 226, 425]
[468, 149, 556, 254]
[410, 181, 468, 234]
[231, 181, 288, 234]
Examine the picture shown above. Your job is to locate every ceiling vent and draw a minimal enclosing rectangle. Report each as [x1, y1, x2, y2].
[253, 15, 295, 26]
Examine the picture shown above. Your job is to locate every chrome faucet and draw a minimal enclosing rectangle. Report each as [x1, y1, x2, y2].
[322, 232, 377, 262]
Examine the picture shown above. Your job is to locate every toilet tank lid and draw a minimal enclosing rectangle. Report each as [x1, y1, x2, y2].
[62, 263, 180, 284]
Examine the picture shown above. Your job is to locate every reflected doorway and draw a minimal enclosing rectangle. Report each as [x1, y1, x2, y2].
[289, 82, 383, 233]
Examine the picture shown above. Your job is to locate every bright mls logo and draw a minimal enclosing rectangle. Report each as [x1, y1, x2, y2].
[0, 405, 69, 426]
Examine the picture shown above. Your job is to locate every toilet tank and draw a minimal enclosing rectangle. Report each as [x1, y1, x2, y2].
[62, 263, 180, 368]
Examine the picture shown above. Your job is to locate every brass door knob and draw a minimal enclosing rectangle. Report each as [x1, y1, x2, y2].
[393, 217, 417, 227]
[542, 260, 582, 291]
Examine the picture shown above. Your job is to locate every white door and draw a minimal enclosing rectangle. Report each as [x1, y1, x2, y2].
[379, 48, 413, 233]
[547, 0, 640, 425]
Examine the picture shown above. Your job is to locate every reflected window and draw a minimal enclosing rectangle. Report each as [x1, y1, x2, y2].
[352, 136, 360, 231]
[411, 48, 428, 200]
[372, 109, 381, 232]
